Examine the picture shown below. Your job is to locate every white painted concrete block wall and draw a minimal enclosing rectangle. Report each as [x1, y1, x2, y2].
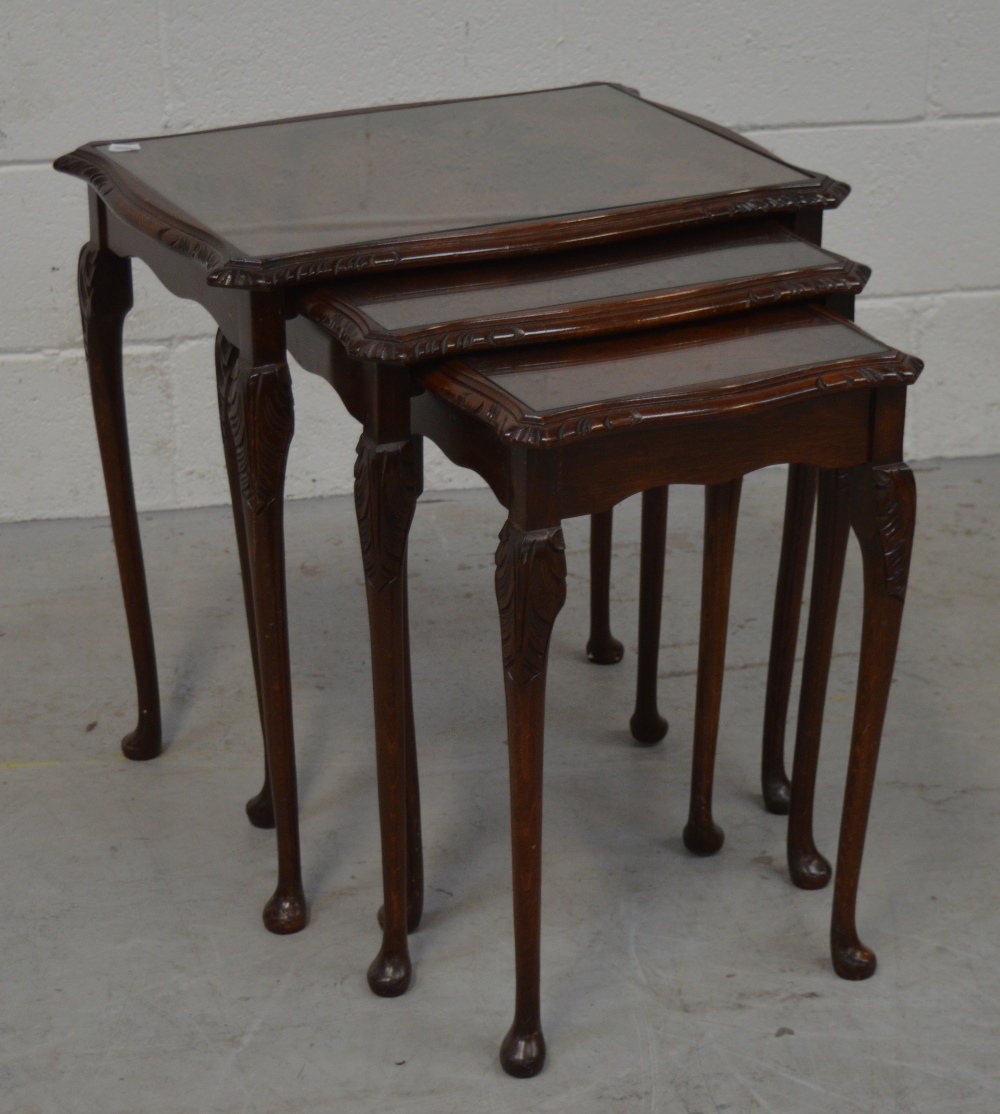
[2, 0, 997, 521]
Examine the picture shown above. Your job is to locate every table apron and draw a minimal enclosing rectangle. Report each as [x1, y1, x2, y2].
[103, 201, 241, 341]
[412, 386, 876, 519]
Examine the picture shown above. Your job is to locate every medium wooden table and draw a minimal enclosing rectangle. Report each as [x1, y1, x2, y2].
[286, 219, 873, 989]
[55, 83, 850, 936]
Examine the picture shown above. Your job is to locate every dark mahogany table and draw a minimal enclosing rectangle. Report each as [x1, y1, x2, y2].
[56, 84, 850, 937]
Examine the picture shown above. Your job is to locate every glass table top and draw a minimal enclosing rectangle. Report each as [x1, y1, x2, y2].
[343, 223, 846, 331]
[462, 308, 892, 413]
[59, 84, 835, 284]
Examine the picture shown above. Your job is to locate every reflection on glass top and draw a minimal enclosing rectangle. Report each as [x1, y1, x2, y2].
[350, 224, 838, 330]
[466, 312, 890, 413]
[99, 85, 809, 258]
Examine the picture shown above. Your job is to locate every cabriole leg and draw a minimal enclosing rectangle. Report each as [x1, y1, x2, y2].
[830, 463, 915, 979]
[218, 344, 305, 933]
[495, 521, 567, 1078]
[761, 464, 818, 813]
[78, 243, 161, 761]
[215, 331, 273, 829]
[684, 478, 742, 855]
[586, 509, 623, 664]
[401, 561, 424, 931]
[787, 469, 850, 889]
[630, 486, 669, 744]
[377, 556, 425, 935]
[355, 434, 420, 995]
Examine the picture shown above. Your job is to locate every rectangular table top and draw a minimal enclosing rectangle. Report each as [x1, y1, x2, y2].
[55, 84, 847, 290]
[419, 305, 922, 446]
[296, 220, 869, 363]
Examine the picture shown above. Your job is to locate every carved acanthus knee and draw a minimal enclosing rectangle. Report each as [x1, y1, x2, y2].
[495, 522, 567, 685]
[851, 463, 916, 600]
[217, 351, 295, 517]
[870, 464, 916, 600]
[215, 330, 239, 404]
[354, 433, 419, 590]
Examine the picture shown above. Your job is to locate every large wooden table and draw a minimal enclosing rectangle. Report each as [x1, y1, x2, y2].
[56, 84, 851, 939]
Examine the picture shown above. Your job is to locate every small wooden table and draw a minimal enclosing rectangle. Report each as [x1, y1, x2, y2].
[55, 84, 850, 935]
[400, 305, 919, 1074]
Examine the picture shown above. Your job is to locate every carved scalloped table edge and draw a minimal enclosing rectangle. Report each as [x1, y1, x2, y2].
[419, 349, 924, 448]
[295, 259, 872, 365]
[55, 145, 850, 292]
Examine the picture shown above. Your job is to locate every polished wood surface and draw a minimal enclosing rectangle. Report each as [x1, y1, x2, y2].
[297, 221, 868, 363]
[56, 84, 847, 289]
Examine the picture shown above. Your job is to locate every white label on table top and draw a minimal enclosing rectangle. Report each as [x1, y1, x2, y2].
[106, 142, 141, 153]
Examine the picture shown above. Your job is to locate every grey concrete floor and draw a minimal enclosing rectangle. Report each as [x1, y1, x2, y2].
[2, 458, 998, 1113]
